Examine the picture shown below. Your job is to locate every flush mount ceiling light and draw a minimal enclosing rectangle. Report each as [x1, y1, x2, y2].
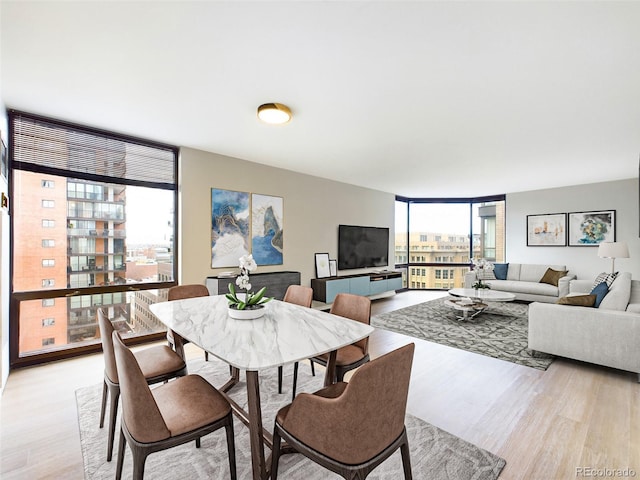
[257, 103, 292, 125]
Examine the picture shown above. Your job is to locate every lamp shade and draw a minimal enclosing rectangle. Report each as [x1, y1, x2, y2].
[597, 242, 630, 259]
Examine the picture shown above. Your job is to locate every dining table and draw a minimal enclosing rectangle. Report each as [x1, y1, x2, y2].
[149, 294, 374, 480]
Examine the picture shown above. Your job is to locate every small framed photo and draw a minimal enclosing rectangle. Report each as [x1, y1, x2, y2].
[527, 213, 567, 246]
[329, 259, 337, 277]
[568, 210, 615, 246]
[315, 253, 331, 278]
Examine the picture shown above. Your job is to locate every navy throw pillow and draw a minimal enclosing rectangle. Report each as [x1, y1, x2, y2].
[493, 263, 509, 280]
[590, 282, 609, 308]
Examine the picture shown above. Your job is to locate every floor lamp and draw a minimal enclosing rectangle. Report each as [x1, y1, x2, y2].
[597, 242, 630, 273]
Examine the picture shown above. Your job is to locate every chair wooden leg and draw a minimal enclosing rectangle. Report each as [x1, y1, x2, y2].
[99, 380, 108, 428]
[196, 437, 201, 448]
[270, 426, 282, 480]
[225, 417, 237, 480]
[107, 385, 120, 461]
[205, 351, 209, 361]
[310, 359, 315, 376]
[400, 436, 413, 479]
[115, 428, 126, 480]
[292, 362, 299, 401]
[278, 366, 283, 394]
[132, 448, 149, 480]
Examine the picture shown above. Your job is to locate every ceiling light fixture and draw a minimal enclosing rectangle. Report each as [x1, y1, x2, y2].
[257, 103, 292, 125]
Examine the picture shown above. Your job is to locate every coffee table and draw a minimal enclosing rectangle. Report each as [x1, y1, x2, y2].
[446, 288, 516, 321]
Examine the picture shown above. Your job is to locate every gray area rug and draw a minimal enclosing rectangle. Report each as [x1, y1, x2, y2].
[77, 357, 505, 480]
[372, 296, 554, 370]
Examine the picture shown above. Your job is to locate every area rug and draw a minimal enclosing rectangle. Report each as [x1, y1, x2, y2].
[372, 296, 554, 370]
[77, 357, 506, 480]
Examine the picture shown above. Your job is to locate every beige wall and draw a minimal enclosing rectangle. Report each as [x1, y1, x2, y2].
[179, 147, 396, 287]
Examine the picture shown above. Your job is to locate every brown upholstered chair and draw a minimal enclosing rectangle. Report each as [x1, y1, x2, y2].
[278, 285, 314, 400]
[98, 308, 187, 462]
[166, 284, 210, 361]
[309, 293, 372, 384]
[112, 331, 237, 480]
[271, 343, 415, 480]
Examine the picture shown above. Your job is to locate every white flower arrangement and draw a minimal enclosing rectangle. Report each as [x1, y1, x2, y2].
[471, 258, 494, 290]
[226, 254, 273, 310]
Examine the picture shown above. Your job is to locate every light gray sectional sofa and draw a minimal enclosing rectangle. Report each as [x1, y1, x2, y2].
[463, 263, 576, 303]
[528, 272, 640, 380]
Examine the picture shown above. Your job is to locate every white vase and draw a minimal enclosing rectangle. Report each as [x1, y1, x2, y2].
[228, 305, 265, 320]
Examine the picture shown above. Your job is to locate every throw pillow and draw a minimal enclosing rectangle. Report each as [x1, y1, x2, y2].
[476, 269, 496, 280]
[590, 282, 609, 308]
[591, 272, 619, 290]
[556, 294, 597, 307]
[493, 263, 509, 280]
[539, 268, 568, 287]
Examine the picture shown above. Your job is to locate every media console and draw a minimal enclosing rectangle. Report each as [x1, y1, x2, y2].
[311, 271, 403, 304]
[206, 271, 301, 301]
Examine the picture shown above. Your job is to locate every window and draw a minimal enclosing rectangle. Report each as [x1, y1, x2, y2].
[42, 318, 55, 327]
[395, 196, 505, 290]
[421, 268, 426, 276]
[10, 110, 178, 365]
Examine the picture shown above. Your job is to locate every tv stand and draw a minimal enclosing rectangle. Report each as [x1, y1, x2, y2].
[311, 271, 402, 303]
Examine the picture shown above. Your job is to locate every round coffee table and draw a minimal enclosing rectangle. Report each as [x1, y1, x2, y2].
[445, 288, 516, 321]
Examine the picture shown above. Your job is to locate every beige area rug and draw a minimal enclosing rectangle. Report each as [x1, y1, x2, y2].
[76, 357, 506, 479]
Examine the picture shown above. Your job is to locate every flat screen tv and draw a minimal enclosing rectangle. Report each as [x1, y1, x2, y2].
[338, 224, 389, 270]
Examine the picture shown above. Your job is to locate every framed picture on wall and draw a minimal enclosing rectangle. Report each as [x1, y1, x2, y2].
[329, 259, 337, 277]
[315, 253, 331, 278]
[211, 188, 250, 267]
[526, 213, 567, 246]
[568, 210, 615, 246]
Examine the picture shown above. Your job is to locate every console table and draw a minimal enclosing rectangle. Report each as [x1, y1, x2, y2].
[311, 271, 402, 303]
[206, 271, 301, 300]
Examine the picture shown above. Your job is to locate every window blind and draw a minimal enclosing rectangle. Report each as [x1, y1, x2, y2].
[10, 110, 177, 189]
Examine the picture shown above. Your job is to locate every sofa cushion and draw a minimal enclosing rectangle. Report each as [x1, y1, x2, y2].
[506, 263, 521, 281]
[590, 282, 609, 308]
[493, 263, 509, 280]
[599, 272, 631, 311]
[627, 303, 640, 314]
[591, 272, 619, 290]
[540, 268, 569, 287]
[487, 279, 558, 296]
[520, 264, 566, 283]
[557, 294, 597, 307]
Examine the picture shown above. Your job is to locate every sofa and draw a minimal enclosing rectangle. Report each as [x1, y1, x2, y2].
[463, 263, 576, 303]
[528, 272, 640, 380]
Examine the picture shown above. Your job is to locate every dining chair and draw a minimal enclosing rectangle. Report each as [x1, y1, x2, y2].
[112, 331, 237, 480]
[309, 293, 372, 384]
[167, 284, 210, 360]
[278, 285, 314, 401]
[98, 308, 188, 462]
[271, 342, 415, 480]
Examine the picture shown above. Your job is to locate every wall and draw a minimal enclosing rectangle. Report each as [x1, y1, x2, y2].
[0, 100, 8, 393]
[506, 178, 639, 281]
[179, 147, 395, 287]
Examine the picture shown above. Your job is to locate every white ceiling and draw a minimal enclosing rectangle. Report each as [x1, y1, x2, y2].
[1, 1, 639, 197]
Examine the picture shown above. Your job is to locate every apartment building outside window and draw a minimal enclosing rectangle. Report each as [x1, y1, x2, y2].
[10, 110, 178, 367]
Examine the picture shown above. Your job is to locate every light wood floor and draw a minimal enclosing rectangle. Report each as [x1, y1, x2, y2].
[1, 290, 639, 479]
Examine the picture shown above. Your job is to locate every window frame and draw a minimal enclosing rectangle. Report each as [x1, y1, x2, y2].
[9, 110, 179, 368]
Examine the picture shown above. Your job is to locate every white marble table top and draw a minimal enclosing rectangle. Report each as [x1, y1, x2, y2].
[150, 295, 374, 371]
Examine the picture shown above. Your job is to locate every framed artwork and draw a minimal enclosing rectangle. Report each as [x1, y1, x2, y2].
[568, 210, 615, 246]
[211, 188, 250, 268]
[315, 253, 331, 279]
[526, 213, 567, 246]
[329, 259, 337, 277]
[251, 193, 283, 265]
